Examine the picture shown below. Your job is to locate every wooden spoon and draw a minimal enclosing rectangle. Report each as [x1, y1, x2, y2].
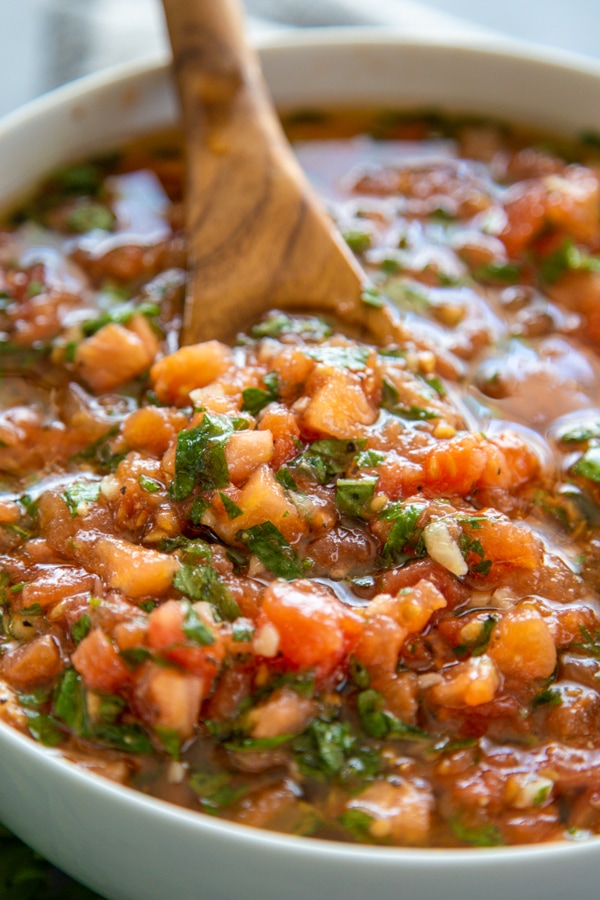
[161, 0, 406, 346]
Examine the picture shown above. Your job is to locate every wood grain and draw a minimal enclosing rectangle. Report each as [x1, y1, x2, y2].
[161, 0, 406, 346]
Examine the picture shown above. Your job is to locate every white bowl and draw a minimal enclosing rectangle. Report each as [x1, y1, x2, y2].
[2, 30, 600, 900]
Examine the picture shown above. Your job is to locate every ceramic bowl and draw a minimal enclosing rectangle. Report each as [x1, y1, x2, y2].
[1, 30, 600, 900]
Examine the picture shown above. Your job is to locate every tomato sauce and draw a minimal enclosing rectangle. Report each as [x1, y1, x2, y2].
[1, 112, 600, 847]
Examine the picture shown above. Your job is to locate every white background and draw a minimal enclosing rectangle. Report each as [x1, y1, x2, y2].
[0, 0, 599, 119]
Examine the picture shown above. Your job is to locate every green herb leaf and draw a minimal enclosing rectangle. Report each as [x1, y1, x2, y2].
[182, 604, 215, 646]
[293, 438, 367, 484]
[71, 614, 92, 645]
[540, 237, 600, 284]
[174, 563, 240, 621]
[67, 202, 115, 233]
[250, 313, 332, 340]
[241, 372, 280, 415]
[53, 668, 88, 736]
[572, 447, 600, 483]
[26, 713, 64, 747]
[532, 688, 563, 709]
[472, 260, 523, 283]
[357, 689, 429, 741]
[450, 817, 504, 847]
[361, 285, 384, 307]
[454, 615, 497, 658]
[155, 726, 182, 759]
[81, 300, 159, 337]
[139, 474, 162, 493]
[171, 413, 238, 501]
[335, 477, 377, 518]
[218, 492, 243, 520]
[355, 449, 385, 468]
[342, 229, 372, 253]
[189, 771, 247, 812]
[380, 501, 427, 565]
[232, 621, 254, 642]
[292, 717, 380, 785]
[70, 425, 124, 473]
[62, 481, 101, 517]
[276, 466, 300, 492]
[338, 808, 375, 841]
[558, 422, 600, 443]
[237, 522, 304, 580]
[92, 722, 153, 754]
[305, 346, 370, 370]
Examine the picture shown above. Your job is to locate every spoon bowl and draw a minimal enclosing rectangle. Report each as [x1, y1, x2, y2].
[161, 0, 403, 345]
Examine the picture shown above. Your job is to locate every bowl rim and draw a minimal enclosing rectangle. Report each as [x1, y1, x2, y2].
[2, 28, 600, 867]
[2, 25, 600, 139]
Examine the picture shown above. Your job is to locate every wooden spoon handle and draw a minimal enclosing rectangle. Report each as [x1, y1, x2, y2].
[162, 0, 403, 345]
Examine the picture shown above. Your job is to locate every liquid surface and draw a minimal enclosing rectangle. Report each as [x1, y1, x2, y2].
[1, 112, 600, 847]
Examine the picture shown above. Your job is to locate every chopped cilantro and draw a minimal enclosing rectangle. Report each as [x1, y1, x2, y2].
[558, 422, 600, 443]
[458, 531, 492, 576]
[276, 466, 300, 492]
[71, 614, 92, 645]
[218, 492, 243, 520]
[250, 313, 332, 340]
[67, 202, 115, 233]
[292, 717, 380, 785]
[138, 474, 161, 493]
[70, 425, 124, 473]
[349, 656, 371, 689]
[26, 713, 64, 748]
[19, 602, 43, 617]
[338, 808, 375, 841]
[53, 668, 88, 736]
[472, 260, 523, 283]
[357, 689, 429, 741]
[454, 615, 497, 657]
[237, 522, 304, 580]
[572, 447, 600, 483]
[532, 688, 562, 709]
[342, 229, 372, 253]
[568, 625, 600, 659]
[380, 501, 427, 565]
[450, 817, 504, 847]
[380, 379, 438, 420]
[305, 345, 370, 370]
[361, 285, 384, 307]
[158, 536, 211, 562]
[232, 622, 254, 642]
[171, 413, 239, 501]
[241, 372, 280, 415]
[539, 237, 600, 284]
[354, 448, 384, 468]
[190, 497, 210, 524]
[189, 771, 247, 812]
[293, 438, 367, 484]
[62, 481, 101, 517]
[174, 563, 240, 621]
[54, 162, 103, 195]
[52, 668, 152, 753]
[81, 300, 159, 337]
[335, 477, 377, 518]
[181, 604, 215, 646]
[92, 723, 153, 754]
[155, 726, 182, 760]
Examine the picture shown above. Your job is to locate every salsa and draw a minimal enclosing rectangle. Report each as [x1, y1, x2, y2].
[2, 111, 600, 848]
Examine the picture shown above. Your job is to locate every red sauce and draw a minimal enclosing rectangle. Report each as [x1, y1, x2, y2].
[1, 112, 600, 847]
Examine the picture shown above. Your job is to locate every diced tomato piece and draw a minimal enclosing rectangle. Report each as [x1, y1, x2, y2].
[259, 579, 362, 673]
[147, 599, 224, 686]
[72, 628, 130, 693]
